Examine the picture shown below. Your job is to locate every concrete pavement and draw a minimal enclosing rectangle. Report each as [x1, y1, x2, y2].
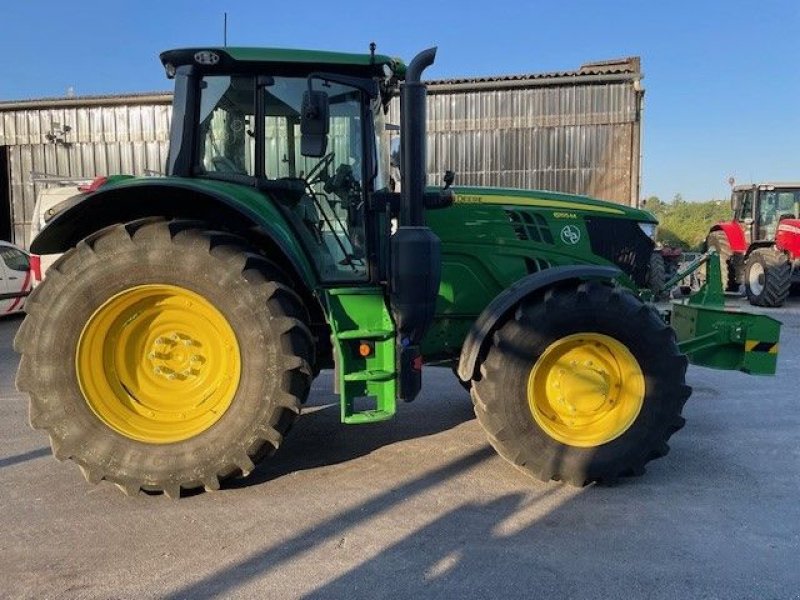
[1, 298, 799, 599]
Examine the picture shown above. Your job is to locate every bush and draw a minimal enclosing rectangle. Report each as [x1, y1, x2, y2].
[642, 196, 730, 251]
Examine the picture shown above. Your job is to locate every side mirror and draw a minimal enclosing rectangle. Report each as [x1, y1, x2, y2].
[390, 137, 401, 170]
[443, 170, 455, 189]
[300, 90, 329, 157]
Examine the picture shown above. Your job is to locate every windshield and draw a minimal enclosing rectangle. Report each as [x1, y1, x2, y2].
[760, 190, 800, 217]
[757, 189, 800, 239]
[195, 74, 373, 281]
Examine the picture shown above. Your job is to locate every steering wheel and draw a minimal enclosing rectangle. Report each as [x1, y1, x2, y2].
[305, 152, 335, 186]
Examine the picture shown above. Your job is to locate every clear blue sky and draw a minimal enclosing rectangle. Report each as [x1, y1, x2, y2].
[1, 0, 797, 201]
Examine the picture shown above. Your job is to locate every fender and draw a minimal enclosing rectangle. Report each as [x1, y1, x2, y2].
[30, 177, 316, 284]
[710, 221, 747, 253]
[456, 264, 622, 382]
[775, 219, 800, 260]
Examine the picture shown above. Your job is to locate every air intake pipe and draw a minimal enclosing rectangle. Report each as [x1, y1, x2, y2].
[391, 47, 441, 402]
[399, 47, 437, 226]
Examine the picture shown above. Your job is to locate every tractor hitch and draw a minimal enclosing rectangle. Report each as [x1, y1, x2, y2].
[667, 252, 782, 375]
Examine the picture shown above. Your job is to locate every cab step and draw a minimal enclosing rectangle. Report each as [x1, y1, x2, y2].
[325, 287, 397, 424]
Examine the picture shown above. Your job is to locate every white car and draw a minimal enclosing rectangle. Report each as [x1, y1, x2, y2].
[0, 241, 41, 316]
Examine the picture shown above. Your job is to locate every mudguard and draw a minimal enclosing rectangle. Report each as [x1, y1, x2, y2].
[776, 219, 800, 259]
[456, 264, 621, 382]
[30, 177, 316, 283]
[710, 221, 747, 253]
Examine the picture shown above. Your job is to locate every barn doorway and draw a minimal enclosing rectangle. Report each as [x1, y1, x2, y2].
[0, 147, 12, 242]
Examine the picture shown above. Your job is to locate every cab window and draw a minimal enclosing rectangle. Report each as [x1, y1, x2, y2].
[758, 190, 800, 239]
[261, 77, 369, 281]
[195, 76, 256, 176]
[737, 191, 754, 221]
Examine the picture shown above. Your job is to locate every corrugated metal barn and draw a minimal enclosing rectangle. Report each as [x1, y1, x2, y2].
[0, 57, 643, 248]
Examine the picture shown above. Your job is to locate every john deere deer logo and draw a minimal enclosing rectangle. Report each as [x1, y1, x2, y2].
[560, 225, 581, 245]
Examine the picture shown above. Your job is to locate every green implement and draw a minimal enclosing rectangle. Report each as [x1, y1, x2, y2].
[670, 252, 781, 375]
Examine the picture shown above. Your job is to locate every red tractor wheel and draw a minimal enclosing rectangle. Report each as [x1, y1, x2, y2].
[744, 248, 791, 307]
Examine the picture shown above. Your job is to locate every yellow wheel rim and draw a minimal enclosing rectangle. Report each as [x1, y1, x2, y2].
[527, 333, 644, 448]
[76, 284, 241, 444]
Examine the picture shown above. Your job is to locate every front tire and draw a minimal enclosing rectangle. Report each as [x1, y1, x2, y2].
[647, 252, 667, 299]
[14, 219, 314, 498]
[744, 248, 791, 307]
[471, 281, 690, 486]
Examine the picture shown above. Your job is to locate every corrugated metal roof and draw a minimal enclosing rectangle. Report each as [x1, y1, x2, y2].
[733, 182, 800, 190]
[0, 92, 173, 111]
[425, 57, 641, 87]
[0, 56, 641, 108]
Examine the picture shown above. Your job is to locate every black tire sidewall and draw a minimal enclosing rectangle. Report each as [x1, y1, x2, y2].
[477, 286, 683, 479]
[745, 248, 791, 306]
[648, 252, 666, 297]
[33, 234, 293, 484]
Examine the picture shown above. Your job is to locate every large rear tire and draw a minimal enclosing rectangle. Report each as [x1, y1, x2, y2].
[744, 248, 791, 307]
[14, 219, 314, 498]
[471, 281, 690, 486]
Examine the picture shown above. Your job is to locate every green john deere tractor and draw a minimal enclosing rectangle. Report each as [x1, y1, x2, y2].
[15, 46, 781, 497]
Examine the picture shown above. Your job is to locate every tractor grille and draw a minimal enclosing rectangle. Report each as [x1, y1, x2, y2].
[505, 209, 555, 244]
[584, 217, 654, 287]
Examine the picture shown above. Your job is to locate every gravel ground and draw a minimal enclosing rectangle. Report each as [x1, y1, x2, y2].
[1, 296, 799, 599]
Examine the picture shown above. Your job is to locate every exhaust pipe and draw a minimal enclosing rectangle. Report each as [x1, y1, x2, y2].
[392, 47, 440, 402]
[399, 47, 437, 226]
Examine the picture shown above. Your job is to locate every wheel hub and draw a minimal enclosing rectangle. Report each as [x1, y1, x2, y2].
[148, 332, 207, 381]
[748, 261, 765, 296]
[527, 333, 644, 447]
[76, 284, 241, 444]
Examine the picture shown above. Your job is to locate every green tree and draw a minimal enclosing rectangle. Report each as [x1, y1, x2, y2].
[644, 196, 729, 251]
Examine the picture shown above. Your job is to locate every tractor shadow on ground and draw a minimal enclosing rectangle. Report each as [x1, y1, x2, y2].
[224, 368, 477, 490]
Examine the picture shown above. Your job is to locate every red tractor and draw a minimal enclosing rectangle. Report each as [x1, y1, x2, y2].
[706, 182, 800, 307]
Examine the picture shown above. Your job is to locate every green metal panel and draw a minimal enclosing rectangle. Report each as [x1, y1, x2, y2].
[672, 304, 781, 375]
[449, 186, 656, 222]
[422, 187, 646, 360]
[671, 253, 782, 375]
[97, 176, 317, 283]
[160, 47, 406, 78]
[324, 288, 397, 424]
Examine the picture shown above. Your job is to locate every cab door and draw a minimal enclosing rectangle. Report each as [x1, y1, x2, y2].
[734, 189, 756, 245]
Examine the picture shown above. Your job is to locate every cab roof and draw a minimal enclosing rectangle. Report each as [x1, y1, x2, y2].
[160, 47, 406, 79]
[733, 182, 800, 191]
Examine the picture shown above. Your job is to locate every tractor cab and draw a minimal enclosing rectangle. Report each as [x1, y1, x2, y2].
[161, 48, 402, 283]
[707, 182, 800, 306]
[159, 46, 446, 415]
[732, 183, 800, 245]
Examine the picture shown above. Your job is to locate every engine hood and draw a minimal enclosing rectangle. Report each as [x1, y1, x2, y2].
[449, 186, 657, 223]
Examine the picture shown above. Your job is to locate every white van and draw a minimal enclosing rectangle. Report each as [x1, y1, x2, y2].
[29, 185, 85, 276]
[0, 240, 40, 316]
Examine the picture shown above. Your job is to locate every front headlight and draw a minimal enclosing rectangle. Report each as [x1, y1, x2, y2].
[638, 222, 657, 240]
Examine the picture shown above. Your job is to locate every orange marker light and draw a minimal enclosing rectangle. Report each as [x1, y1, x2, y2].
[358, 342, 373, 357]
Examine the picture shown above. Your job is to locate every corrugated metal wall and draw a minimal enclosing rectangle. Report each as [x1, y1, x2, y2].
[0, 63, 642, 248]
[0, 100, 172, 247]
[389, 78, 641, 205]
